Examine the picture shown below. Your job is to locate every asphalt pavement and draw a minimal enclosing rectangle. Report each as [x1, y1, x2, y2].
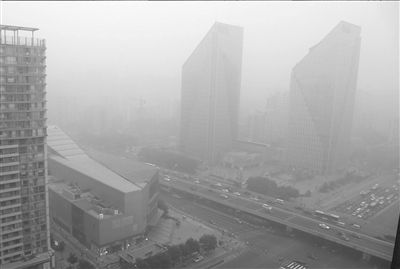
[161, 192, 389, 269]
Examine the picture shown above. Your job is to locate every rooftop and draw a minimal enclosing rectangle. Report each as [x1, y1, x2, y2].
[49, 179, 120, 218]
[0, 25, 39, 32]
[85, 149, 158, 187]
[47, 126, 142, 192]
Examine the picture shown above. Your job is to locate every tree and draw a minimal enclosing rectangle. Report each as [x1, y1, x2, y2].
[145, 252, 171, 269]
[77, 259, 95, 269]
[178, 243, 189, 257]
[135, 258, 150, 269]
[199, 234, 218, 252]
[158, 199, 169, 216]
[184, 238, 200, 255]
[67, 253, 78, 265]
[167, 245, 182, 265]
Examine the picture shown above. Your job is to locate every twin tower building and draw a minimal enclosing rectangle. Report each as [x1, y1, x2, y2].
[180, 21, 361, 174]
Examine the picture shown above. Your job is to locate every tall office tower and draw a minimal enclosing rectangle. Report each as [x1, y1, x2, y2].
[0, 26, 53, 268]
[286, 21, 361, 174]
[180, 22, 243, 163]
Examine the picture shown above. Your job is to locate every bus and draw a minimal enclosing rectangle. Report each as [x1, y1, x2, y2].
[313, 210, 340, 222]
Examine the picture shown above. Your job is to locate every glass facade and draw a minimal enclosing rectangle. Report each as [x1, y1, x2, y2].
[286, 21, 361, 174]
[180, 22, 243, 163]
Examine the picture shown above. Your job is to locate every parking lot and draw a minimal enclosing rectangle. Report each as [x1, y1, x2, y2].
[331, 180, 400, 221]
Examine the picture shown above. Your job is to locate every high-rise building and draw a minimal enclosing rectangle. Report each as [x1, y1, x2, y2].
[0, 25, 53, 268]
[180, 22, 243, 163]
[286, 21, 361, 174]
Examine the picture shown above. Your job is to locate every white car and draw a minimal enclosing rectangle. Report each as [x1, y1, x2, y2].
[193, 255, 204, 263]
[222, 189, 229, 193]
[319, 223, 330, 230]
[233, 192, 241, 196]
[194, 180, 200, 184]
[216, 183, 222, 187]
[163, 177, 171, 182]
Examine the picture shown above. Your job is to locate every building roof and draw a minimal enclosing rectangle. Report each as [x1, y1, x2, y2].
[49, 180, 117, 219]
[47, 126, 142, 192]
[85, 149, 158, 187]
[0, 25, 39, 32]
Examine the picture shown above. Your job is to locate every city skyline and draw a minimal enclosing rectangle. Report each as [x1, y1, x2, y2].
[2, 2, 397, 116]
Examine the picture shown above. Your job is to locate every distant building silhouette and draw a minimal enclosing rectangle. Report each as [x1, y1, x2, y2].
[0, 25, 54, 268]
[286, 21, 361, 174]
[180, 22, 243, 163]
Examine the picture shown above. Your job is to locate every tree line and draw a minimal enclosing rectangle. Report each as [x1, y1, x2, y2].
[130, 235, 217, 269]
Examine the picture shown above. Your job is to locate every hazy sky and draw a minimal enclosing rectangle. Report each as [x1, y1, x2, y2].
[1, 1, 398, 114]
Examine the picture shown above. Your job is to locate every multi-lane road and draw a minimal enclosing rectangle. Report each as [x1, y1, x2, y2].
[159, 173, 394, 262]
[161, 191, 389, 269]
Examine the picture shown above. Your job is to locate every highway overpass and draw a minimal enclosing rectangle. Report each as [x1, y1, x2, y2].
[159, 176, 394, 262]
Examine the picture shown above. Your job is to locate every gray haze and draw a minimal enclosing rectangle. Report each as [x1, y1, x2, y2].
[1, 1, 398, 119]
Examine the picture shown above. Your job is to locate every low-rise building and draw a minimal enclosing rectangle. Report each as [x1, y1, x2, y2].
[46, 126, 161, 256]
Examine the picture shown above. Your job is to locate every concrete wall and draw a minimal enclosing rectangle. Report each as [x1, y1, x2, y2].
[48, 187, 72, 233]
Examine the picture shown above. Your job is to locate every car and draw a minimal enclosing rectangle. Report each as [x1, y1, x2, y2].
[319, 223, 330, 230]
[352, 212, 357, 216]
[220, 194, 229, 199]
[234, 218, 243, 224]
[194, 180, 200, 184]
[222, 189, 229, 193]
[351, 224, 361, 229]
[193, 255, 204, 263]
[341, 235, 350, 241]
[337, 221, 346, 227]
[357, 214, 363, 218]
[163, 177, 171, 182]
[351, 233, 361, 239]
[233, 192, 241, 196]
[307, 253, 317, 260]
[209, 220, 216, 225]
[379, 200, 385, 205]
[250, 196, 259, 201]
[216, 183, 222, 187]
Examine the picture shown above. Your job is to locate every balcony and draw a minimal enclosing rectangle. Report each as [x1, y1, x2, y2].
[0, 153, 19, 158]
[0, 202, 21, 211]
[1, 241, 23, 251]
[0, 145, 18, 150]
[0, 194, 21, 203]
[0, 162, 19, 168]
[0, 170, 19, 176]
[0, 218, 22, 227]
[1, 36, 45, 47]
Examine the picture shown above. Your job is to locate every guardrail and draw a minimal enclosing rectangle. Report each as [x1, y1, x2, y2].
[161, 180, 394, 262]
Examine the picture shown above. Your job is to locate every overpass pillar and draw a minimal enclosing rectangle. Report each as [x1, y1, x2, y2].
[361, 252, 371, 262]
[286, 226, 293, 233]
